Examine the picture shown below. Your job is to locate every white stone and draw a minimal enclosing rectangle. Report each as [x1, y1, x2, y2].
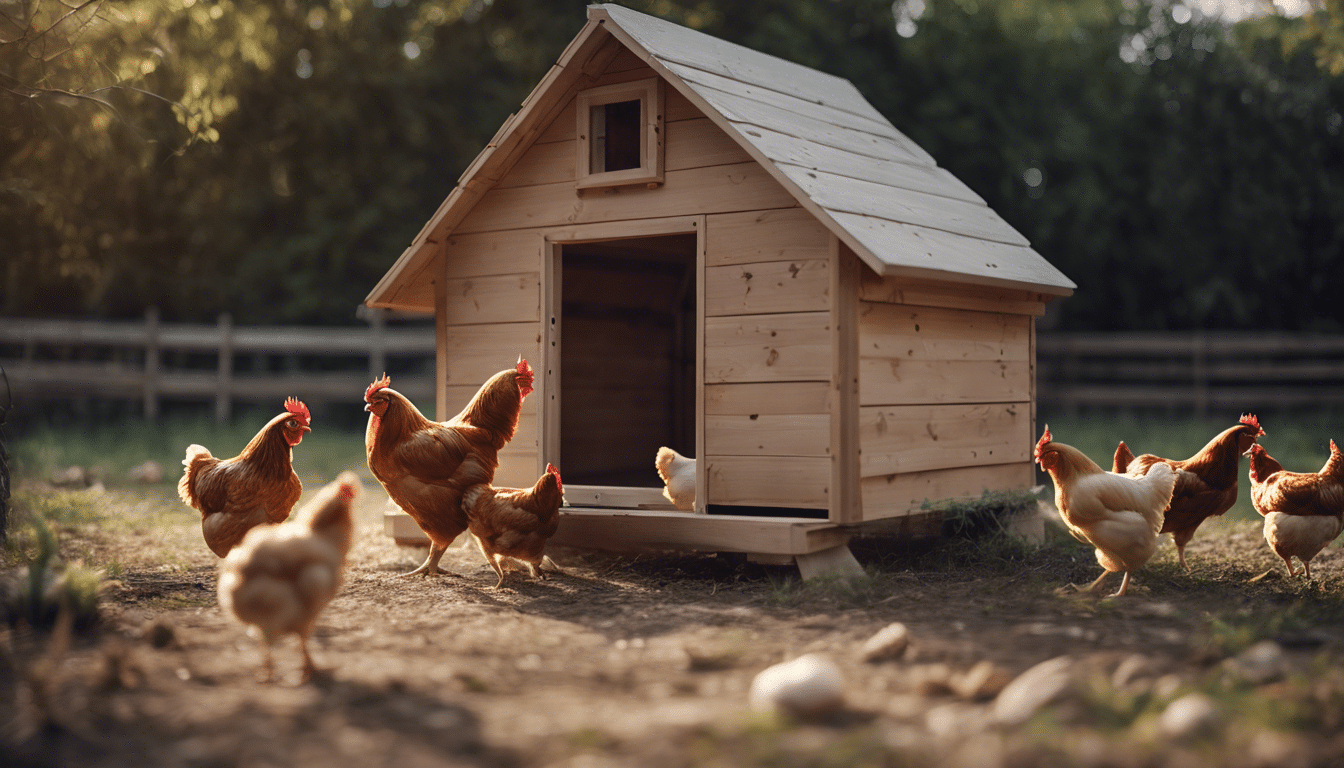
[992, 656, 1076, 726]
[749, 653, 845, 719]
[1158, 693, 1222, 739]
[859, 622, 910, 662]
[1228, 640, 1289, 684]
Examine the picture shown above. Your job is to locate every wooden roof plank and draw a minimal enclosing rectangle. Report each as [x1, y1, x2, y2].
[781, 165, 1031, 247]
[687, 80, 933, 167]
[830, 210, 1074, 294]
[596, 4, 884, 124]
[740, 124, 985, 205]
[659, 59, 902, 141]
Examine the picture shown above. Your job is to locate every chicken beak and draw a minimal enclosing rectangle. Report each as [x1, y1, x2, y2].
[301, 425, 312, 433]
[364, 403, 372, 412]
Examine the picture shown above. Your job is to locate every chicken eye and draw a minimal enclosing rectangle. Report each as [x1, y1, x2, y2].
[287, 419, 298, 428]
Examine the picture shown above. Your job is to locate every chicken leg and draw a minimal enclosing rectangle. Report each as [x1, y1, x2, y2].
[1071, 571, 1112, 594]
[400, 543, 460, 578]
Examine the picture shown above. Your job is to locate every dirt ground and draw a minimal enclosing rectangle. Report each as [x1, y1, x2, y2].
[5, 481, 1344, 768]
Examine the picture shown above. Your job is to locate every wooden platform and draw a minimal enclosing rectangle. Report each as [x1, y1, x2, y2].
[384, 506, 850, 556]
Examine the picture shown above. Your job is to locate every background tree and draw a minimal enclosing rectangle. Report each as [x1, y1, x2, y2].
[2, 0, 1341, 330]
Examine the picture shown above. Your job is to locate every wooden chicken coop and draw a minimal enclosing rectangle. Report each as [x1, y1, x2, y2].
[366, 4, 1075, 570]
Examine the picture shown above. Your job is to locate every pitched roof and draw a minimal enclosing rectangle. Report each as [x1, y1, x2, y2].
[366, 4, 1073, 311]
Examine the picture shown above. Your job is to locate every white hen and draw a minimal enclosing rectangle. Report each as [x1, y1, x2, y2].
[655, 447, 696, 511]
[1035, 427, 1177, 597]
[217, 471, 360, 681]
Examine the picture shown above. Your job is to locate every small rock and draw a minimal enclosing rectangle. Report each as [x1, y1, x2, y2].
[1152, 673, 1184, 699]
[1158, 693, 1222, 739]
[951, 661, 1013, 700]
[992, 656, 1077, 726]
[860, 622, 909, 663]
[1112, 653, 1158, 689]
[749, 653, 845, 719]
[126, 460, 164, 483]
[1227, 641, 1289, 684]
[51, 465, 92, 487]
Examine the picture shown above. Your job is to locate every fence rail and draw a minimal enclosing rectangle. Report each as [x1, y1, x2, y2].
[0, 309, 436, 421]
[1036, 331, 1344, 414]
[3, 314, 1343, 420]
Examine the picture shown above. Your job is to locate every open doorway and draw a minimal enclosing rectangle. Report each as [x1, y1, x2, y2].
[554, 234, 697, 499]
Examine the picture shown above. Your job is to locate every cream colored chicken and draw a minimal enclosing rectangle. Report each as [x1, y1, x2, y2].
[217, 472, 360, 682]
[655, 447, 696, 511]
[1035, 426, 1177, 597]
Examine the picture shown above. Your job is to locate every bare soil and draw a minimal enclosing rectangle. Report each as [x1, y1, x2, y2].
[5, 482, 1344, 767]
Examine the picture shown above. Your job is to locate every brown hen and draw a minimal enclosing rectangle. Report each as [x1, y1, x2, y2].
[179, 398, 311, 557]
[365, 359, 533, 577]
[1116, 414, 1264, 569]
[463, 463, 565, 589]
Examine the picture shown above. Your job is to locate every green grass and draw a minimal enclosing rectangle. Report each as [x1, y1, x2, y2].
[9, 416, 371, 489]
[1037, 412, 1344, 521]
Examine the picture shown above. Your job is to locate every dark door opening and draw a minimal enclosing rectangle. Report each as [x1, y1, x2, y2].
[559, 234, 696, 489]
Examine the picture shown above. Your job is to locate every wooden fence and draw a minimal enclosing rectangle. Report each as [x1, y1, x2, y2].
[0, 308, 436, 421]
[2, 313, 1343, 420]
[1036, 331, 1344, 415]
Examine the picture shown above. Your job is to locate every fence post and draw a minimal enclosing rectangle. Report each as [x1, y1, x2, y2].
[368, 308, 387, 381]
[143, 306, 160, 421]
[1192, 330, 1208, 418]
[215, 312, 234, 424]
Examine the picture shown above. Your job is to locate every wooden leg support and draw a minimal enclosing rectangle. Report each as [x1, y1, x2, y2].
[794, 544, 867, 582]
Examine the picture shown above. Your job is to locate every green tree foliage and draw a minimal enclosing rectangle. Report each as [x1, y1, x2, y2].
[2, 0, 1342, 330]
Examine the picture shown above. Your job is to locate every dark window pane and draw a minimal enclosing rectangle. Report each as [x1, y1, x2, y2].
[602, 99, 641, 172]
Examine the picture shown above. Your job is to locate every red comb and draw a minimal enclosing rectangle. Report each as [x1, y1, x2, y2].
[1034, 425, 1052, 462]
[1240, 413, 1264, 436]
[365, 373, 391, 401]
[516, 356, 535, 399]
[284, 397, 311, 425]
[546, 462, 562, 492]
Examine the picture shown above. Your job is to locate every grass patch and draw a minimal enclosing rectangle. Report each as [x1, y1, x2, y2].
[9, 416, 370, 489]
[764, 566, 884, 609]
[2, 513, 102, 633]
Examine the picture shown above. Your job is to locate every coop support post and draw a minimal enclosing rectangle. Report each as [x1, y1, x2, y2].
[794, 545, 867, 582]
[143, 306, 160, 421]
[215, 312, 233, 424]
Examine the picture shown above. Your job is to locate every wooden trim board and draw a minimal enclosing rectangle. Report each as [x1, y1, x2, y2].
[384, 509, 849, 555]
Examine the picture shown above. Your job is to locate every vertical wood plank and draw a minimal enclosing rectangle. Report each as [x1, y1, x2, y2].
[1029, 317, 1037, 473]
[542, 240, 561, 474]
[434, 278, 449, 420]
[695, 215, 707, 513]
[831, 242, 862, 523]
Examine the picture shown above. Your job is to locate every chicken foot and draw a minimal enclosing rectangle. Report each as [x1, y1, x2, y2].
[400, 543, 461, 578]
[1064, 570, 1134, 598]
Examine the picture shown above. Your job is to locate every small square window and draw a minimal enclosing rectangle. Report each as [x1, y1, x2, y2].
[576, 78, 663, 189]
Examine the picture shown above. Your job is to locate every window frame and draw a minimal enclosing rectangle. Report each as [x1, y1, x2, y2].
[574, 77, 665, 189]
